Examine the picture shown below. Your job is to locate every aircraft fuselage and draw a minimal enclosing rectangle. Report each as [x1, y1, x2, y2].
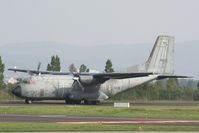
[13, 74, 158, 103]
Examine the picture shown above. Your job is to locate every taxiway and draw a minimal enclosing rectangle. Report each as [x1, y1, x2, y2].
[1, 114, 199, 126]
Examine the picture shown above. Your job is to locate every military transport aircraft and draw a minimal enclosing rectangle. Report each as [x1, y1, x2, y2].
[9, 35, 189, 104]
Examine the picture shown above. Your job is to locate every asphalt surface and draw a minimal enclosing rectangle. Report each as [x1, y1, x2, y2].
[1, 114, 199, 126]
[1, 101, 199, 106]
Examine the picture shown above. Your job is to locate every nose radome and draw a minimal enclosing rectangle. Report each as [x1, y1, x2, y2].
[12, 86, 22, 97]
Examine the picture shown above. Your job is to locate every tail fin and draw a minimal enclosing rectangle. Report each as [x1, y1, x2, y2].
[146, 35, 174, 74]
[127, 35, 175, 74]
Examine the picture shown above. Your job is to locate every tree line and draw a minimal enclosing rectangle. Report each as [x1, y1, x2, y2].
[0, 55, 115, 90]
[111, 79, 199, 101]
[46, 55, 114, 73]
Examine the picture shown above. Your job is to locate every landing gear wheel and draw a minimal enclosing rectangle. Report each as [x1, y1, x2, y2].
[74, 100, 81, 104]
[25, 99, 32, 104]
[91, 101, 100, 105]
[65, 99, 69, 104]
[82, 99, 88, 105]
[65, 99, 81, 105]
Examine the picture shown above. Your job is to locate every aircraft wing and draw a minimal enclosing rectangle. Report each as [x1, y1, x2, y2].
[8, 68, 70, 75]
[8, 68, 153, 78]
[93, 72, 153, 79]
[8, 68, 191, 80]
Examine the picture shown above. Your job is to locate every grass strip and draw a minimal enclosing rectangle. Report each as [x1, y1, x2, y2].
[1, 123, 199, 131]
[1, 105, 199, 120]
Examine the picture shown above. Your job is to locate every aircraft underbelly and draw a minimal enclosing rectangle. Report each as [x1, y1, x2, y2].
[69, 91, 107, 100]
[100, 75, 158, 96]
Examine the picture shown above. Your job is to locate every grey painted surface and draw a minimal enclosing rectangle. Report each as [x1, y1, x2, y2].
[127, 36, 174, 74]
[11, 36, 177, 103]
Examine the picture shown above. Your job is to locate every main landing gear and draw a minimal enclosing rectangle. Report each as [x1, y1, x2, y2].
[25, 99, 32, 104]
[65, 99, 100, 105]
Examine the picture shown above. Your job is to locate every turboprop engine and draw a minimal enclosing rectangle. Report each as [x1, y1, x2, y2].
[79, 75, 106, 85]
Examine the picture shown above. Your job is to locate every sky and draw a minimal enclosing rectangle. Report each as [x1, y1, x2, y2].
[0, 0, 198, 77]
[0, 0, 199, 46]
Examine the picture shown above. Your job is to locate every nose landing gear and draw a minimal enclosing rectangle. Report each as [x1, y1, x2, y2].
[25, 99, 32, 104]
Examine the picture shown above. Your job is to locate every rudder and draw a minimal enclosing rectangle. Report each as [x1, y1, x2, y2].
[146, 35, 174, 74]
[127, 35, 175, 74]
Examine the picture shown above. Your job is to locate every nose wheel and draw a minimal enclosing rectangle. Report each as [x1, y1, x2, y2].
[25, 99, 32, 104]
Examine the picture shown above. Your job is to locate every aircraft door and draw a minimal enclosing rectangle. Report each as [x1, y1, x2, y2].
[57, 81, 68, 98]
[40, 89, 44, 97]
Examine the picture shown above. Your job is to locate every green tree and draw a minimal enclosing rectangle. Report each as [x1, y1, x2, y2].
[197, 80, 199, 90]
[69, 63, 77, 73]
[0, 56, 5, 89]
[79, 64, 87, 73]
[166, 78, 179, 100]
[148, 81, 163, 100]
[86, 68, 90, 72]
[186, 79, 195, 89]
[105, 59, 114, 73]
[47, 63, 52, 71]
[46, 55, 61, 72]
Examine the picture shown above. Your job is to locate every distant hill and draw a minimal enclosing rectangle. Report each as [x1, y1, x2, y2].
[0, 41, 198, 77]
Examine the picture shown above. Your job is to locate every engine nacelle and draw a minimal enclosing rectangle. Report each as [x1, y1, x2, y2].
[79, 75, 105, 85]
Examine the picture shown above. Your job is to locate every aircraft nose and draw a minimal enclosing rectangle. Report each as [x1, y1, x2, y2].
[12, 85, 22, 97]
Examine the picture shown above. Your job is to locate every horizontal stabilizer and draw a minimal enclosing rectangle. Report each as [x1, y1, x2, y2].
[157, 75, 193, 80]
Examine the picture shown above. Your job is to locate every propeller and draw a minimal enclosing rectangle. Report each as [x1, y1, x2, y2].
[37, 62, 41, 71]
[37, 62, 41, 75]
[71, 72, 85, 91]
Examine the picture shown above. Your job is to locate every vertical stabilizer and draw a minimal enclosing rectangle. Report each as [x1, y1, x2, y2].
[146, 35, 174, 74]
[127, 35, 174, 74]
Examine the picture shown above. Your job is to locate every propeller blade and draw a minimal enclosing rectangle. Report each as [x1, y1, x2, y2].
[72, 76, 85, 91]
[37, 62, 41, 72]
[76, 79, 85, 91]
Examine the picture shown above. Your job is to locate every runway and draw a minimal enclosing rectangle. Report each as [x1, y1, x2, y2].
[1, 101, 199, 106]
[1, 114, 199, 126]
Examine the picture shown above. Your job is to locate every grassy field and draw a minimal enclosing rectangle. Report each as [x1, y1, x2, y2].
[1, 105, 199, 120]
[1, 123, 199, 132]
[1, 105, 199, 131]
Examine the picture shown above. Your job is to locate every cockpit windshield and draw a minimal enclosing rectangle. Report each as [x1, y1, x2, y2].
[22, 77, 32, 84]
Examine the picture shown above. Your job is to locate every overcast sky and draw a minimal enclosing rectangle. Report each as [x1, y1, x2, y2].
[0, 0, 199, 46]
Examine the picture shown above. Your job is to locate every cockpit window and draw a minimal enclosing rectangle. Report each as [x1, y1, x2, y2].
[22, 79, 30, 84]
[22, 77, 32, 84]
